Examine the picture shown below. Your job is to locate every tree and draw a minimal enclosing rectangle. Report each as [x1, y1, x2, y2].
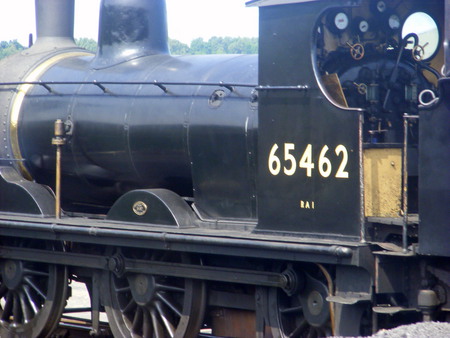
[76, 38, 97, 52]
[0, 37, 258, 60]
[190, 38, 209, 55]
[169, 39, 190, 55]
[188, 37, 258, 55]
[0, 40, 24, 59]
[228, 37, 258, 54]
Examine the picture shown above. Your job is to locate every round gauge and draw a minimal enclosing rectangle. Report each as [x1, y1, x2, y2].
[353, 17, 370, 34]
[334, 12, 349, 31]
[359, 20, 370, 33]
[388, 14, 401, 30]
[376, 1, 387, 13]
[327, 11, 350, 33]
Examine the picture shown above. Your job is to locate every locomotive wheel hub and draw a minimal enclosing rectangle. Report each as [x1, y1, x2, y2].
[1, 260, 24, 290]
[298, 273, 330, 328]
[128, 273, 156, 306]
[307, 290, 325, 317]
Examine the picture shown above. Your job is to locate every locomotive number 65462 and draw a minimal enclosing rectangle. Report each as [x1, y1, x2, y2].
[268, 143, 349, 179]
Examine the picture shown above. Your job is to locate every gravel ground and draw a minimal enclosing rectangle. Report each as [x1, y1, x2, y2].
[369, 322, 450, 338]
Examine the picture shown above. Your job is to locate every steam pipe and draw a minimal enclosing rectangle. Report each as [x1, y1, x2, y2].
[34, 0, 76, 48]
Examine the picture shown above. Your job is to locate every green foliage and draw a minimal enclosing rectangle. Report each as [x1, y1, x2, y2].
[76, 38, 97, 52]
[169, 39, 190, 55]
[0, 37, 257, 59]
[0, 40, 24, 59]
[170, 37, 258, 55]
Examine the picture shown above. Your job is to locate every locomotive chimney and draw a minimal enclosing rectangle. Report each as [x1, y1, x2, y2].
[93, 0, 169, 68]
[34, 0, 76, 48]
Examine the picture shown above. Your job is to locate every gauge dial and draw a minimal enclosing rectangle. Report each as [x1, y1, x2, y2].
[334, 12, 349, 31]
[353, 17, 370, 34]
[388, 13, 401, 30]
[370, 0, 387, 14]
[327, 11, 350, 33]
[359, 20, 370, 33]
[377, 1, 387, 13]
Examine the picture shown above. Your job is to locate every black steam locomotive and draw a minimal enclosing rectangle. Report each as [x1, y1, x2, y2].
[0, 0, 448, 337]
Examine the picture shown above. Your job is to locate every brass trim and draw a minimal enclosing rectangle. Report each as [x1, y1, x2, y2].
[9, 51, 90, 180]
[132, 201, 148, 216]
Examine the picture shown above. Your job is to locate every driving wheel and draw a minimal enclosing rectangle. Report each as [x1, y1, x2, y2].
[0, 240, 68, 338]
[268, 267, 332, 338]
[103, 250, 206, 338]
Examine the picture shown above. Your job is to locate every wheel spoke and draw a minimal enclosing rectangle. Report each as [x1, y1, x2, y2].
[150, 306, 165, 338]
[280, 305, 303, 314]
[131, 306, 143, 334]
[19, 290, 33, 323]
[155, 300, 175, 337]
[13, 292, 22, 324]
[288, 319, 308, 338]
[121, 298, 137, 315]
[114, 285, 131, 293]
[155, 283, 184, 293]
[306, 327, 318, 338]
[142, 307, 154, 338]
[23, 268, 49, 277]
[23, 284, 39, 315]
[24, 276, 46, 300]
[156, 292, 182, 317]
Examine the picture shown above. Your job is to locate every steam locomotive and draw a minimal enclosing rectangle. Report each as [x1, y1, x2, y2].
[0, 0, 448, 337]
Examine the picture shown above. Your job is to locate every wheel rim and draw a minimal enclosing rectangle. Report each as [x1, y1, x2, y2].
[0, 242, 68, 338]
[104, 251, 206, 338]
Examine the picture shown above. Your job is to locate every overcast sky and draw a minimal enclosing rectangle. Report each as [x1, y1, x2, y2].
[0, 0, 259, 47]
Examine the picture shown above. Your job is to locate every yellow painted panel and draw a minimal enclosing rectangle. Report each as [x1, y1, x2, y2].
[364, 148, 402, 217]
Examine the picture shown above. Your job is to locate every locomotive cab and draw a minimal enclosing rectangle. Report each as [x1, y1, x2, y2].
[311, 0, 448, 254]
[252, 0, 448, 252]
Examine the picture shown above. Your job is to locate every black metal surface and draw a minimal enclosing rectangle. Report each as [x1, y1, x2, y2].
[0, 166, 54, 216]
[0, 216, 355, 264]
[18, 53, 258, 219]
[418, 78, 450, 257]
[256, 0, 362, 239]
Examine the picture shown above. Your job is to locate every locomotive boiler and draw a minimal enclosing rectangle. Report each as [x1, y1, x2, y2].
[0, 0, 448, 337]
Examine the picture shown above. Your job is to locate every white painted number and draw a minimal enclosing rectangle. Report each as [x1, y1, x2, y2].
[318, 145, 332, 178]
[284, 143, 296, 176]
[268, 143, 281, 176]
[299, 144, 315, 177]
[268, 143, 350, 179]
[335, 144, 349, 178]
